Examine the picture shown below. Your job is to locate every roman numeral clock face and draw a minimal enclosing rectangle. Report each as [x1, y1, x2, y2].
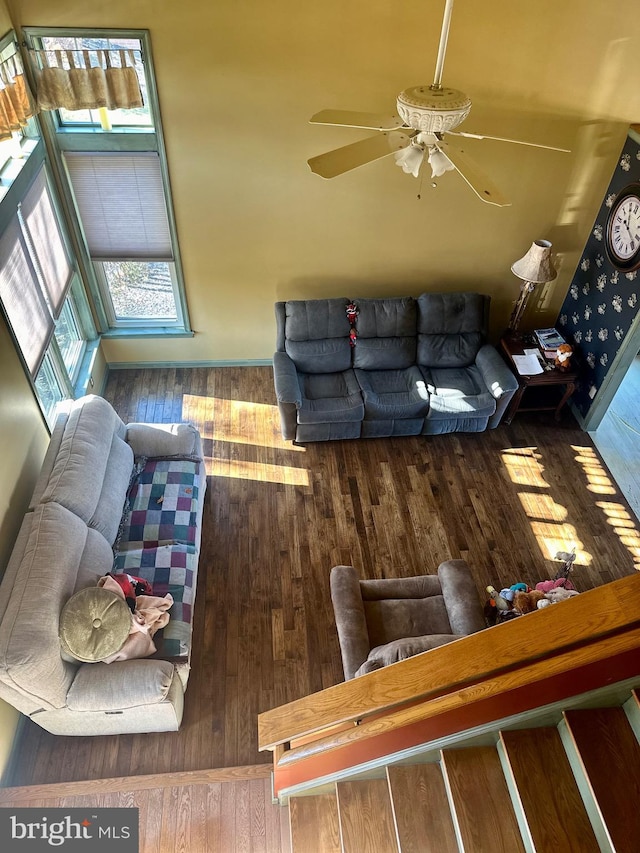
[606, 183, 640, 271]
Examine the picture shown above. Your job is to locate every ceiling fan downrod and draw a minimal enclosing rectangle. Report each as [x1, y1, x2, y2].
[432, 0, 455, 89]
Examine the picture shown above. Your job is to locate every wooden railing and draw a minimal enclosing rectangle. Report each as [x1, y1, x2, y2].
[258, 574, 640, 795]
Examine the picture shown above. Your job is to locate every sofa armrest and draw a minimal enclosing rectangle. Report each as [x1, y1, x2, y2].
[475, 344, 519, 428]
[330, 565, 371, 681]
[475, 344, 519, 399]
[437, 559, 485, 635]
[67, 659, 176, 711]
[125, 422, 200, 458]
[273, 351, 302, 407]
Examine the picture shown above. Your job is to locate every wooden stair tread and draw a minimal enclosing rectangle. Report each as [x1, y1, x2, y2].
[289, 794, 341, 853]
[441, 746, 525, 852]
[336, 779, 398, 853]
[500, 727, 599, 852]
[564, 707, 640, 850]
[387, 764, 457, 853]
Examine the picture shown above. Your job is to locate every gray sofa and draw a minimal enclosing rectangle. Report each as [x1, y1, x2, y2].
[273, 292, 519, 442]
[0, 395, 206, 736]
[330, 561, 486, 680]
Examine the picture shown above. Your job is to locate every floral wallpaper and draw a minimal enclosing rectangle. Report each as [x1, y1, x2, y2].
[557, 130, 640, 417]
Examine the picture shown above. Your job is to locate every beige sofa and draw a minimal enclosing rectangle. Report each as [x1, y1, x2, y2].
[0, 395, 206, 736]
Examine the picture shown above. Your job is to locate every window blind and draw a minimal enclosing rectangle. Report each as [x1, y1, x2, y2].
[20, 166, 73, 318]
[63, 151, 173, 261]
[0, 215, 54, 376]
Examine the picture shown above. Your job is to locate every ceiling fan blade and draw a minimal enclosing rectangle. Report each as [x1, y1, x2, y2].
[436, 140, 511, 207]
[308, 131, 412, 179]
[445, 129, 570, 153]
[310, 109, 406, 131]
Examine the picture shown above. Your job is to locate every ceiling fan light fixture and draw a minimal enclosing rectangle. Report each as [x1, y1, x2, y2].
[394, 139, 426, 177]
[427, 145, 455, 178]
[396, 85, 471, 134]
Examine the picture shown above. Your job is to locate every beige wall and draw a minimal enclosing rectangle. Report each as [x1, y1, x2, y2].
[8, 0, 640, 363]
[0, 316, 49, 779]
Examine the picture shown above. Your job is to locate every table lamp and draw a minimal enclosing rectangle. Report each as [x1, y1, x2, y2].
[508, 239, 557, 332]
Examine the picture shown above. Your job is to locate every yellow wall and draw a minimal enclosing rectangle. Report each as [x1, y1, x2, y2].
[8, 0, 640, 363]
[0, 316, 50, 777]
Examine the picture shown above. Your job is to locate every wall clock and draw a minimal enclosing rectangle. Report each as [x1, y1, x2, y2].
[605, 182, 640, 271]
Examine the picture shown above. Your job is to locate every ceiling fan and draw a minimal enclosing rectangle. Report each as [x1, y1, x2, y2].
[307, 0, 569, 206]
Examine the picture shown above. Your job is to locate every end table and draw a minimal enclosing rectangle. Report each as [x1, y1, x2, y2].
[500, 332, 578, 425]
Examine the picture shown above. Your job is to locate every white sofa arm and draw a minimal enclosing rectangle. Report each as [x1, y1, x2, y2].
[125, 422, 200, 458]
[67, 660, 176, 711]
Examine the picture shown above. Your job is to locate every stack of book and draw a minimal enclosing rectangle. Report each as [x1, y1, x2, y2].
[534, 327, 566, 359]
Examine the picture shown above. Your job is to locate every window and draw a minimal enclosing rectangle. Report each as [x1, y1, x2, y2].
[0, 162, 90, 424]
[0, 40, 39, 202]
[24, 27, 190, 336]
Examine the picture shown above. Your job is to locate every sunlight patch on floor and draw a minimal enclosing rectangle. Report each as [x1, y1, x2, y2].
[502, 447, 590, 566]
[501, 447, 549, 489]
[205, 457, 309, 486]
[571, 445, 617, 495]
[182, 394, 306, 451]
[573, 445, 640, 569]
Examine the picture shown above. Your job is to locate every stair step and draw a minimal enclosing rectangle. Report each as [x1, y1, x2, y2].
[500, 727, 599, 852]
[387, 763, 457, 853]
[336, 779, 398, 853]
[289, 794, 341, 853]
[563, 707, 640, 851]
[442, 746, 525, 852]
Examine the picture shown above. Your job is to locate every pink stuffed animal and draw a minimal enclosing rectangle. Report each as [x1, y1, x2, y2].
[535, 576, 576, 593]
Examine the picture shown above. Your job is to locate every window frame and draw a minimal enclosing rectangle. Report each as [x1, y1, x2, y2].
[22, 26, 191, 339]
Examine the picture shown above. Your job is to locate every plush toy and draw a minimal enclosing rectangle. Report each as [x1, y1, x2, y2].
[555, 343, 573, 371]
[535, 576, 577, 593]
[512, 589, 546, 615]
[544, 587, 580, 604]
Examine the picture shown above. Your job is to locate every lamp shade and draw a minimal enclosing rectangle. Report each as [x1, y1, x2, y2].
[511, 239, 557, 284]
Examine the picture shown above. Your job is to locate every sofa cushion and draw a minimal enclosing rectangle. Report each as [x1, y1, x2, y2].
[356, 297, 417, 338]
[355, 634, 464, 677]
[298, 370, 364, 424]
[363, 594, 453, 648]
[286, 337, 352, 374]
[67, 659, 174, 710]
[40, 395, 133, 543]
[0, 503, 104, 709]
[421, 365, 497, 419]
[354, 297, 418, 370]
[355, 367, 429, 420]
[353, 336, 416, 370]
[417, 292, 488, 367]
[284, 298, 350, 341]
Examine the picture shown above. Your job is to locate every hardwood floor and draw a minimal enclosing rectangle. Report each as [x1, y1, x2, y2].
[0, 766, 291, 853]
[4, 366, 640, 788]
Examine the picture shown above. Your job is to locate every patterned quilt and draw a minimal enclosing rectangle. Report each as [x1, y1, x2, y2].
[113, 457, 201, 659]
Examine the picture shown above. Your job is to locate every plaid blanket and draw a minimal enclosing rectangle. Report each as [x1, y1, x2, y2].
[113, 457, 201, 658]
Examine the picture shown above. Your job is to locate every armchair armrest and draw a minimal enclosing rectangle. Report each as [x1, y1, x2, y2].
[273, 351, 302, 441]
[273, 351, 302, 406]
[330, 565, 371, 681]
[475, 344, 519, 427]
[437, 559, 485, 635]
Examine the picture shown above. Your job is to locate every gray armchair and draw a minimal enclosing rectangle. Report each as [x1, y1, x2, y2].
[330, 561, 485, 680]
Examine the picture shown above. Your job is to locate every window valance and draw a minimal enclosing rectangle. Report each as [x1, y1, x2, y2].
[29, 48, 143, 112]
[0, 52, 36, 139]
